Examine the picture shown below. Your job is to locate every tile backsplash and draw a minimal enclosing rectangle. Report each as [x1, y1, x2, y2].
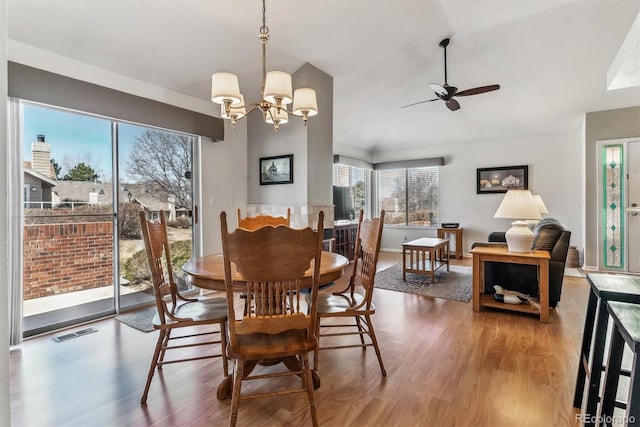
[245, 204, 334, 229]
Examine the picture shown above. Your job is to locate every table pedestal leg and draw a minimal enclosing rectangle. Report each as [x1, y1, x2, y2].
[282, 356, 321, 389]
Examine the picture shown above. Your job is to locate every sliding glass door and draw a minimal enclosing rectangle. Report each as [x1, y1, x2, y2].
[21, 104, 116, 336]
[116, 123, 195, 308]
[19, 102, 196, 337]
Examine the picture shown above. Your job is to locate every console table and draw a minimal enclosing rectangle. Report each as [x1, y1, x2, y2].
[470, 246, 550, 322]
[437, 227, 463, 259]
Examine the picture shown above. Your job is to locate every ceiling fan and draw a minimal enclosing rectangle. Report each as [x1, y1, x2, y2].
[401, 38, 500, 112]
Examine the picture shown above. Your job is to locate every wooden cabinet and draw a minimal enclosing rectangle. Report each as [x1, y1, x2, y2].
[333, 221, 358, 261]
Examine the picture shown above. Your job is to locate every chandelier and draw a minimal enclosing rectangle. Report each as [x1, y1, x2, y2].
[211, 0, 318, 132]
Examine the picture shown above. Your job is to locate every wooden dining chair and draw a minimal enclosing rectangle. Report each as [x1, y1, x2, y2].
[139, 210, 229, 405]
[220, 210, 324, 427]
[309, 209, 387, 376]
[236, 207, 292, 315]
[237, 207, 291, 229]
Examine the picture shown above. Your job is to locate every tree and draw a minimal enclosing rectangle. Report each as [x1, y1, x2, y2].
[63, 162, 99, 181]
[61, 152, 103, 181]
[353, 180, 366, 212]
[50, 159, 61, 179]
[407, 168, 438, 223]
[126, 130, 192, 209]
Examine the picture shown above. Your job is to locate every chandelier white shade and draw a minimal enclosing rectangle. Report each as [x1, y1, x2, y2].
[292, 88, 319, 117]
[221, 95, 246, 121]
[265, 106, 288, 125]
[263, 71, 293, 106]
[210, 0, 318, 131]
[211, 73, 241, 105]
[494, 190, 542, 252]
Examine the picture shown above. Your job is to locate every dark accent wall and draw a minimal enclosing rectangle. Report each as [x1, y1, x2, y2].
[8, 62, 224, 140]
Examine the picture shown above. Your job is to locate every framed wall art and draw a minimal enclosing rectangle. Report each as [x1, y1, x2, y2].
[476, 165, 528, 194]
[259, 154, 293, 185]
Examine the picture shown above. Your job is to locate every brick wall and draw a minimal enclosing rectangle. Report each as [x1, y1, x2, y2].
[23, 222, 113, 300]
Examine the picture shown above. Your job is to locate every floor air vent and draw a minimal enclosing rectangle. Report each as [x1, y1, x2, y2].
[52, 327, 98, 342]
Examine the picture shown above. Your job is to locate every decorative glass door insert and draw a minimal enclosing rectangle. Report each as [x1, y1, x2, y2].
[602, 144, 624, 270]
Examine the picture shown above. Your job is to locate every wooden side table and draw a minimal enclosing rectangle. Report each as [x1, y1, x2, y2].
[402, 237, 450, 283]
[470, 246, 550, 323]
[437, 227, 463, 259]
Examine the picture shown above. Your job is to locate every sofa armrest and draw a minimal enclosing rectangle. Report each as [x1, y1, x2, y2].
[488, 231, 507, 242]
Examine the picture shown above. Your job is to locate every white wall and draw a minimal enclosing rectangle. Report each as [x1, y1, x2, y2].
[1, 0, 12, 423]
[369, 128, 583, 254]
[247, 63, 333, 207]
[200, 119, 248, 255]
[247, 112, 308, 205]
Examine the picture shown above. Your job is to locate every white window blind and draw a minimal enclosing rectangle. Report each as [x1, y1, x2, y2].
[333, 164, 369, 216]
[334, 164, 350, 187]
[377, 166, 439, 227]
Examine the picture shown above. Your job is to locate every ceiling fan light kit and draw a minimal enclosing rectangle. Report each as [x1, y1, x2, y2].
[211, 0, 318, 132]
[402, 38, 500, 111]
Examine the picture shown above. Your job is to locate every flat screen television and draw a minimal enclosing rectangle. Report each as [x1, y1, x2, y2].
[333, 186, 354, 221]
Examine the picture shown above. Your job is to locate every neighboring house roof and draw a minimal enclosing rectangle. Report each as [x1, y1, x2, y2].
[54, 181, 111, 203]
[23, 167, 57, 188]
[23, 161, 57, 180]
[132, 195, 169, 212]
[53, 181, 182, 213]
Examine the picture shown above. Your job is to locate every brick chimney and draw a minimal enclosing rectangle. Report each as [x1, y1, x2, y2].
[31, 134, 52, 177]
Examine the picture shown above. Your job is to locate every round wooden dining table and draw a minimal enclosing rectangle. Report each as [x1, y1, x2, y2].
[182, 251, 349, 291]
[181, 250, 349, 399]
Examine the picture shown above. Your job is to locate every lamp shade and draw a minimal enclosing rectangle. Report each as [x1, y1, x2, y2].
[265, 106, 289, 125]
[292, 88, 318, 116]
[211, 72, 241, 104]
[263, 71, 293, 105]
[494, 190, 542, 220]
[221, 94, 246, 120]
[532, 195, 549, 214]
[494, 190, 541, 252]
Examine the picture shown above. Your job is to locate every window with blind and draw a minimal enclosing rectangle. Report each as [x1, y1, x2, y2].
[376, 166, 439, 227]
[333, 164, 368, 215]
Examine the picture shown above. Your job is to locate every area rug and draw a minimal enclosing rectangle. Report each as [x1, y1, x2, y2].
[115, 306, 156, 332]
[375, 263, 472, 303]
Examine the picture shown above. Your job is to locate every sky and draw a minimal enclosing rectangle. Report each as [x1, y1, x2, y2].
[22, 104, 144, 182]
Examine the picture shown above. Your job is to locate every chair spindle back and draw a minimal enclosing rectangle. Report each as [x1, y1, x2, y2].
[221, 210, 324, 343]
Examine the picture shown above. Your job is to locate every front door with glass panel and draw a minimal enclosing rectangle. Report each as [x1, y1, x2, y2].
[598, 138, 640, 274]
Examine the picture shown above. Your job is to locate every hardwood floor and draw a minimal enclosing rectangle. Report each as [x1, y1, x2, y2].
[10, 252, 590, 426]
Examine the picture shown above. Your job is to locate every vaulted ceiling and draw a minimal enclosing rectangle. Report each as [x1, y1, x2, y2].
[8, 0, 640, 155]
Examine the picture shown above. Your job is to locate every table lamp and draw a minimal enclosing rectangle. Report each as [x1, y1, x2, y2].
[532, 194, 549, 216]
[494, 189, 542, 252]
[526, 194, 549, 228]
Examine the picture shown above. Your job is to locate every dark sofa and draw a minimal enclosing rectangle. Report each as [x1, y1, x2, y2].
[471, 218, 571, 307]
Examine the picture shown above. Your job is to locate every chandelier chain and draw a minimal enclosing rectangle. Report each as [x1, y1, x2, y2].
[259, 0, 269, 37]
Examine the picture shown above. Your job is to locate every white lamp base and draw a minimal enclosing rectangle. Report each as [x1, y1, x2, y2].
[505, 220, 534, 252]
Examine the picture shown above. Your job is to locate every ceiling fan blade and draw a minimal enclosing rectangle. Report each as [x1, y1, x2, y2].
[455, 84, 500, 97]
[428, 83, 447, 97]
[400, 98, 439, 109]
[446, 99, 460, 111]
